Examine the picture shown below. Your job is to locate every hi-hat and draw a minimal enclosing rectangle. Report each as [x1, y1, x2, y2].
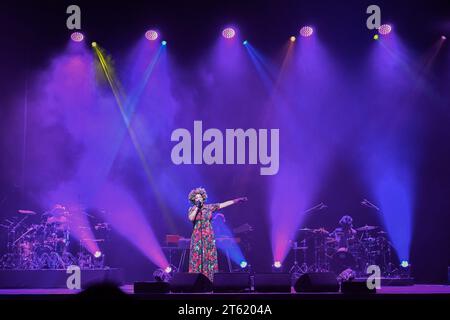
[357, 225, 378, 232]
[17, 210, 36, 215]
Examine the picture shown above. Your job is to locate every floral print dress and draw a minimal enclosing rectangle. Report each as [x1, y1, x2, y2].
[188, 203, 220, 282]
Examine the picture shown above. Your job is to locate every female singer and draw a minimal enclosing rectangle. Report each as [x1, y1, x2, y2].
[187, 187, 247, 281]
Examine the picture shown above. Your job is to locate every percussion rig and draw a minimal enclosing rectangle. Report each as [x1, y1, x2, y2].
[288, 224, 397, 278]
[0, 205, 110, 270]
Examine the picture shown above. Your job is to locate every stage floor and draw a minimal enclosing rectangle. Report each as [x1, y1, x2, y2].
[0, 284, 450, 300]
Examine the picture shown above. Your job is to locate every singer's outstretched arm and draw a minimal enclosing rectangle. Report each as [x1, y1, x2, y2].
[219, 197, 248, 209]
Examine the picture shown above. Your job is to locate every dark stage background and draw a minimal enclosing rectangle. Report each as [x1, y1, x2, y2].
[0, 0, 449, 283]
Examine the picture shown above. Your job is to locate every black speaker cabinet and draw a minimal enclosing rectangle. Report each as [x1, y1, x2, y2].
[254, 273, 291, 292]
[294, 272, 339, 292]
[213, 273, 251, 292]
[170, 273, 213, 293]
[341, 279, 376, 294]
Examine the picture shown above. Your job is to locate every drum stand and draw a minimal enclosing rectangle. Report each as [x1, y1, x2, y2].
[310, 236, 329, 272]
[289, 240, 308, 274]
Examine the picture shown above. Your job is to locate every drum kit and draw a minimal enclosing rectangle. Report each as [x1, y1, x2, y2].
[290, 225, 395, 277]
[0, 205, 109, 270]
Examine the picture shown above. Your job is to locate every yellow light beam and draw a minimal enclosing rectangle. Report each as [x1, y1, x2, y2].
[92, 44, 176, 232]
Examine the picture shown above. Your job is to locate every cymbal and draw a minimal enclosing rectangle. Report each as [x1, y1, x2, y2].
[357, 225, 378, 232]
[18, 209, 37, 215]
[293, 246, 308, 250]
[313, 227, 329, 235]
[81, 238, 105, 242]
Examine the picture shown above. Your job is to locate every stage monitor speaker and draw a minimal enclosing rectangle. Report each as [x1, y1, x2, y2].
[170, 273, 213, 293]
[341, 279, 376, 294]
[294, 272, 339, 293]
[134, 281, 170, 294]
[213, 273, 251, 293]
[254, 273, 291, 293]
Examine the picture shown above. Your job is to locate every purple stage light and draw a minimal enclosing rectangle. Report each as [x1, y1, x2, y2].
[212, 215, 247, 266]
[299, 26, 314, 37]
[164, 266, 172, 273]
[145, 29, 159, 41]
[222, 27, 236, 39]
[273, 261, 282, 268]
[441, 35, 447, 40]
[153, 268, 171, 282]
[94, 251, 102, 258]
[65, 204, 101, 256]
[71, 31, 84, 42]
[378, 24, 392, 35]
[95, 183, 169, 269]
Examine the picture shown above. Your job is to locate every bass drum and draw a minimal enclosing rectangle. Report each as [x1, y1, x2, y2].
[330, 248, 356, 274]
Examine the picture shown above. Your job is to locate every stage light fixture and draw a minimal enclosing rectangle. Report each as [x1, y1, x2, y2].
[94, 250, 102, 258]
[70, 31, 84, 42]
[399, 260, 411, 278]
[373, 34, 379, 40]
[91, 42, 97, 48]
[290, 36, 296, 42]
[240, 261, 248, 268]
[145, 29, 159, 41]
[243, 40, 248, 45]
[164, 266, 172, 273]
[153, 268, 171, 282]
[378, 24, 392, 35]
[161, 40, 167, 46]
[222, 27, 236, 39]
[273, 261, 282, 269]
[442, 35, 447, 40]
[299, 26, 314, 37]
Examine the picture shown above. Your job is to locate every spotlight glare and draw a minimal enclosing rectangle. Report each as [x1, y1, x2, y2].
[290, 36, 296, 42]
[273, 261, 282, 268]
[243, 40, 248, 45]
[94, 251, 102, 258]
[378, 24, 392, 35]
[240, 261, 248, 268]
[153, 268, 171, 282]
[299, 26, 314, 37]
[145, 29, 159, 41]
[441, 35, 447, 40]
[71, 31, 84, 42]
[91, 42, 97, 48]
[222, 27, 236, 39]
[161, 40, 167, 46]
[373, 34, 379, 40]
[400, 260, 409, 268]
[164, 266, 172, 273]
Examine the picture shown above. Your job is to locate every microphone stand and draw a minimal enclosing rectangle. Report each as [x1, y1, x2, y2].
[361, 199, 380, 211]
[304, 202, 328, 214]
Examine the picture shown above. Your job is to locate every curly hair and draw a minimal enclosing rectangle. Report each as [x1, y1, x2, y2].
[339, 215, 353, 227]
[188, 187, 208, 204]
